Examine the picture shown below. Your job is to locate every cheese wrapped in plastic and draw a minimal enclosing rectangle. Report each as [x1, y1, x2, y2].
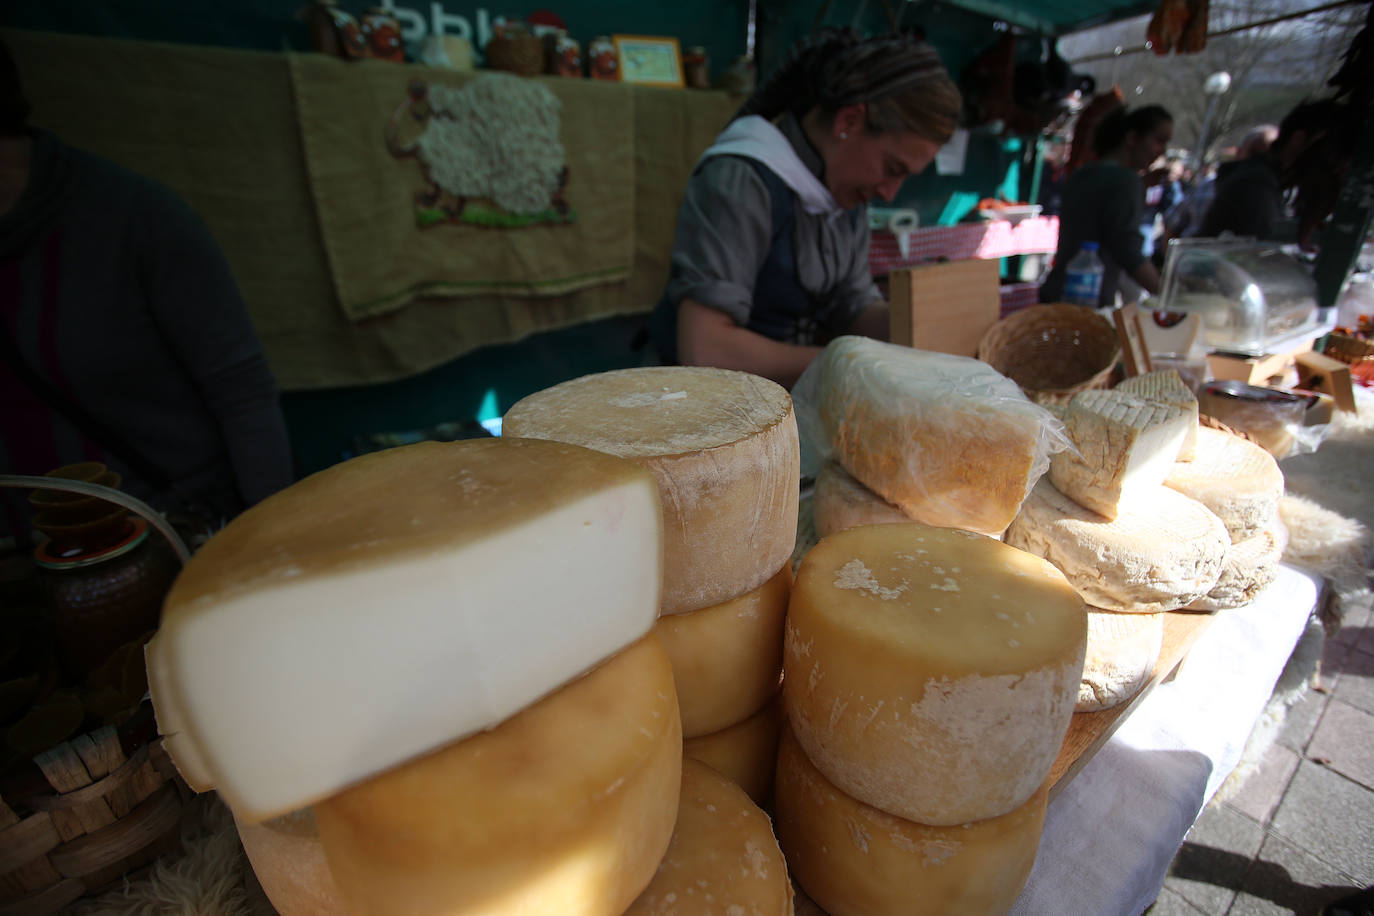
[793, 337, 1069, 536]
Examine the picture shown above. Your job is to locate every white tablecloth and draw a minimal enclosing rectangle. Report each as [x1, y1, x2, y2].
[1010, 564, 1321, 916]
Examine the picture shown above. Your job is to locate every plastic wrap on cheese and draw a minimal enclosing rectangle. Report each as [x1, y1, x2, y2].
[793, 337, 1068, 536]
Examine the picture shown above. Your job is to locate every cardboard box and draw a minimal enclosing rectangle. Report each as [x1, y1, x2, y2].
[888, 259, 1001, 357]
[1295, 350, 1356, 413]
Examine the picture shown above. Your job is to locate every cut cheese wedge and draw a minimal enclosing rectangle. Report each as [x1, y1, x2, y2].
[1117, 369, 1199, 460]
[775, 727, 1048, 916]
[813, 336, 1058, 535]
[624, 758, 792, 916]
[655, 564, 790, 738]
[1078, 608, 1164, 712]
[1049, 388, 1191, 520]
[235, 808, 345, 916]
[813, 460, 912, 538]
[1187, 521, 1288, 611]
[682, 692, 785, 808]
[503, 366, 799, 616]
[1164, 426, 1284, 542]
[784, 523, 1085, 825]
[147, 438, 663, 821]
[314, 634, 682, 916]
[1006, 480, 1229, 613]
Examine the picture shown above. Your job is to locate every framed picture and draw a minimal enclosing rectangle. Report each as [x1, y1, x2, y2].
[612, 35, 684, 88]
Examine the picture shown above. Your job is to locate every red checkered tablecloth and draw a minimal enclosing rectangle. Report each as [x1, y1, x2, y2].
[868, 216, 1059, 276]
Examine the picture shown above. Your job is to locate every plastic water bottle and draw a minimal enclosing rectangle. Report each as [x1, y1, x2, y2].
[1063, 242, 1105, 307]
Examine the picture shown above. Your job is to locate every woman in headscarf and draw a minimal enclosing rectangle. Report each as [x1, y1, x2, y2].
[649, 29, 961, 386]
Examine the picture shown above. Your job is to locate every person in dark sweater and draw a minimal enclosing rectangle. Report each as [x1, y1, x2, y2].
[0, 40, 293, 545]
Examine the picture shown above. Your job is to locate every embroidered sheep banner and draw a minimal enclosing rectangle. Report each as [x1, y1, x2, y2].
[288, 54, 633, 321]
[388, 75, 576, 228]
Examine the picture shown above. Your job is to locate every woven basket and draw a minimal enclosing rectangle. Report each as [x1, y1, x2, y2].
[0, 703, 189, 915]
[1322, 332, 1374, 366]
[976, 305, 1121, 405]
[486, 29, 545, 76]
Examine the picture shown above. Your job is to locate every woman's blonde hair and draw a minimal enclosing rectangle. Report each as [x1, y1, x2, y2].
[736, 29, 961, 144]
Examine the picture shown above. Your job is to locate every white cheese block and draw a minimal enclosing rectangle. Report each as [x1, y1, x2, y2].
[1164, 426, 1284, 542]
[1005, 480, 1230, 613]
[774, 727, 1048, 916]
[146, 438, 663, 821]
[1117, 369, 1200, 460]
[1187, 521, 1288, 611]
[625, 758, 792, 916]
[503, 366, 800, 615]
[235, 808, 345, 916]
[682, 693, 784, 808]
[1078, 608, 1164, 712]
[813, 460, 912, 538]
[784, 523, 1085, 825]
[314, 634, 682, 916]
[814, 336, 1058, 536]
[655, 564, 789, 738]
[1049, 389, 1191, 520]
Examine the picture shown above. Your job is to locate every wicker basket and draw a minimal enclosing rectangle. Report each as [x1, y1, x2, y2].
[485, 27, 545, 76]
[1322, 332, 1374, 366]
[0, 703, 189, 915]
[976, 305, 1121, 405]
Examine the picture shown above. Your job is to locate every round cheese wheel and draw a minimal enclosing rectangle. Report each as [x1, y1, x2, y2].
[235, 808, 345, 916]
[503, 367, 800, 615]
[785, 523, 1085, 826]
[1077, 608, 1164, 712]
[656, 564, 789, 738]
[1164, 426, 1283, 541]
[682, 693, 784, 808]
[813, 461, 912, 539]
[313, 635, 682, 916]
[774, 728, 1048, 916]
[1005, 480, 1229, 613]
[1187, 520, 1287, 611]
[624, 758, 792, 915]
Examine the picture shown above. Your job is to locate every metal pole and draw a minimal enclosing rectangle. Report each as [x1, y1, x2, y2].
[1194, 93, 1221, 171]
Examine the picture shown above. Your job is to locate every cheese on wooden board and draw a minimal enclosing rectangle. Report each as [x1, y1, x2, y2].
[503, 366, 799, 616]
[314, 635, 682, 916]
[1048, 389, 1191, 520]
[1164, 426, 1284, 541]
[1117, 369, 1200, 460]
[1077, 608, 1164, 712]
[813, 461, 912, 538]
[235, 808, 344, 916]
[655, 564, 790, 738]
[1187, 521, 1288, 611]
[624, 758, 792, 916]
[146, 438, 663, 821]
[812, 336, 1060, 535]
[784, 523, 1085, 826]
[683, 693, 785, 808]
[774, 727, 1048, 916]
[1005, 480, 1229, 613]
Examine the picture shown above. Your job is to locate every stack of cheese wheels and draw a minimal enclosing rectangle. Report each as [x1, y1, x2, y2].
[504, 367, 799, 807]
[776, 523, 1087, 915]
[147, 439, 683, 916]
[810, 337, 1059, 537]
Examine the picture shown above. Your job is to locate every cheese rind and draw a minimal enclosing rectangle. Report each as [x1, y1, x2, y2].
[624, 758, 792, 916]
[1049, 389, 1191, 520]
[812, 336, 1060, 535]
[503, 366, 800, 615]
[1187, 521, 1287, 611]
[655, 564, 790, 738]
[774, 727, 1048, 916]
[1078, 608, 1164, 712]
[235, 808, 345, 916]
[1005, 480, 1229, 613]
[314, 635, 682, 916]
[148, 438, 663, 821]
[682, 693, 785, 807]
[1117, 370, 1199, 460]
[784, 523, 1085, 825]
[813, 461, 912, 538]
[1164, 426, 1284, 541]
